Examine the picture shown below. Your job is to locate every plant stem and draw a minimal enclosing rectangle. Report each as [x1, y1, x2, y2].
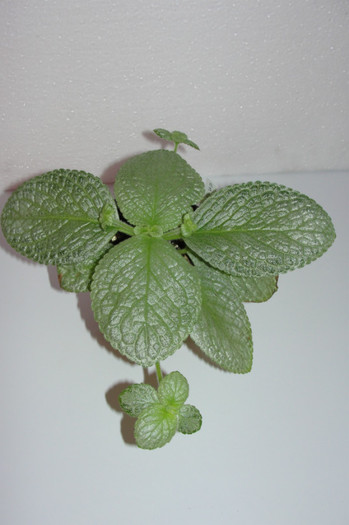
[155, 361, 163, 384]
[114, 220, 135, 236]
[174, 142, 179, 153]
[162, 227, 182, 240]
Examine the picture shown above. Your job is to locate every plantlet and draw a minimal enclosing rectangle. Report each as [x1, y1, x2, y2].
[0, 128, 336, 449]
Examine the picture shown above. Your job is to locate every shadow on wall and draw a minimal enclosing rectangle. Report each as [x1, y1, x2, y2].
[105, 368, 159, 446]
[46, 265, 135, 365]
[47, 265, 156, 447]
[186, 336, 223, 371]
[105, 380, 136, 445]
[100, 153, 140, 187]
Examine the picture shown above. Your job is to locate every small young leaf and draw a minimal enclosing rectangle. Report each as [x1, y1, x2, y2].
[183, 138, 200, 151]
[99, 202, 120, 232]
[57, 244, 112, 292]
[134, 403, 178, 450]
[153, 128, 200, 150]
[157, 371, 189, 409]
[178, 404, 202, 434]
[114, 150, 204, 232]
[90, 236, 201, 367]
[186, 182, 336, 276]
[153, 128, 173, 141]
[119, 384, 159, 418]
[133, 224, 164, 238]
[171, 131, 189, 144]
[1, 169, 117, 265]
[190, 256, 253, 373]
[181, 212, 198, 237]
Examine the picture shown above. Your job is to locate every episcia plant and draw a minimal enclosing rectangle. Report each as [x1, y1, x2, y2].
[1, 128, 336, 449]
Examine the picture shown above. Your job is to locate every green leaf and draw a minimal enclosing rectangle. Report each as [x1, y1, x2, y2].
[114, 150, 204, 232]
[90, 236, 201, 367]
[57, 260, 97, 293]
[57, 244, 112, 292]
[1, 169, 118, 265]
[185, 182, 336, 276]
[229, 275, 278, 303]
[134, 403, 178, 449]
[133, 224, 164, 238]
[153, 128, 200, 150]
[183, 138, 200, 151]
[178, 404, 202, 434]
[99, 202, 120, 232]
[190, 256, 253, 373]
[153, 128, 173, 141]
[119, 384, 159, 418]
[158, 371, 189, 409]
[181, 212, 198, 237]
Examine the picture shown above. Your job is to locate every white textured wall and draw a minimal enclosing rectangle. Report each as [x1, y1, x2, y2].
[1, 0, 349, 191]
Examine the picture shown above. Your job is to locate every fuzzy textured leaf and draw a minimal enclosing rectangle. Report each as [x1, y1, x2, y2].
[99, 202, 120, 232]
[1, 170, 117, 265]
[190, 256, 253, 373]
[229, 275, 279, 302]
[158, 372, 189, 409]
[119, 384, 159, 418]
[178, 405, 202, 434]
[90, 236, 201, 366]
[134, 403, 178, 450]
[186, 182, 336, 276]
[57, 244, 112, 292]
[114, 150, 204, 231]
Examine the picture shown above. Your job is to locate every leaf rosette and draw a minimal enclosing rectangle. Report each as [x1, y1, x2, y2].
[119, 371, 202, 449]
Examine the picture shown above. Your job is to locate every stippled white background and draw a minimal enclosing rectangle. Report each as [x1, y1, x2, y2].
[1, 0, 349, 192]
[1, 2, 348, 524]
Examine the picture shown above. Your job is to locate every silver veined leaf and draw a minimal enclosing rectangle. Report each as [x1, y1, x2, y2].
[114, 150, 204, 232]
[178, 404, 202, 434]
[190, 256, 253, 373]
[134, 403, 178, 450]
[228, 274, 278, 303]
[1, 169, 118, 265]
[186, 182, 336, 276]
[119, 384, 159, 418]
[157, 371, 189, 409]
[90, 236, 201, 367]
[57, 244, 112, 292]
